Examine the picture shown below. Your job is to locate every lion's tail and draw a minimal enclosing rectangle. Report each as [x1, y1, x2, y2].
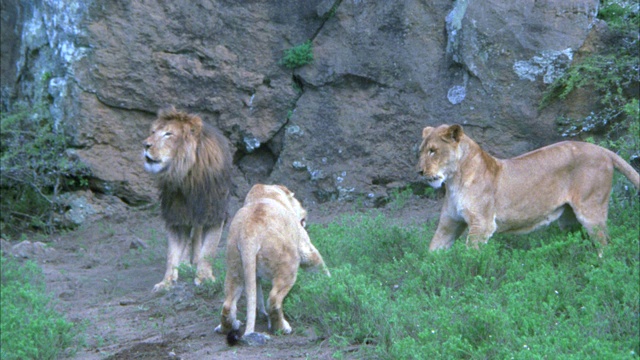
[608, 149, 640, 189]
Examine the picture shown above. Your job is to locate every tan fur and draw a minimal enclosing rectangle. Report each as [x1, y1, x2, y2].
[143, 107, 232, 291]
[418, 124, 640, 256]
[214, 184, 330, 339]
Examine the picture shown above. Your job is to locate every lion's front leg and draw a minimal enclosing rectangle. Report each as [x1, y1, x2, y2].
[153, 226, 190, 292]
[194, 222, 224, 286]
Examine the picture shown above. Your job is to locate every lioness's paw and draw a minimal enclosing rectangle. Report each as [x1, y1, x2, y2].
[323, 266, 331, 277]
[277, 320, 292, 335]
[214, 320, 242, 334]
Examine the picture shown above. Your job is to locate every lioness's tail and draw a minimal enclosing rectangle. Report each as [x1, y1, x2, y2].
[608, 149, 640, 189]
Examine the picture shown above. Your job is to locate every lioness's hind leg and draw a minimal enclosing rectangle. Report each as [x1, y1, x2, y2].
[215, 277, 243, 334]
[572, 203, 609, 257]
[268, 274, 297, 334]
[195, 223, 224, 286]
[257, 281, 268, 319]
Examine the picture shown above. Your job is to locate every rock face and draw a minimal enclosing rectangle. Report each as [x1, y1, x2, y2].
[1, 0, 601, 208]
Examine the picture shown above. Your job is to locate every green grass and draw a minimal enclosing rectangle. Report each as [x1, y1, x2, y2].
[286, 198, 640, 359]
[0, 255, 81, 359]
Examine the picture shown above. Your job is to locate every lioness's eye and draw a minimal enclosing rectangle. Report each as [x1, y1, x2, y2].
[163, 132, 173, 137]
[429, 148, 437, 155]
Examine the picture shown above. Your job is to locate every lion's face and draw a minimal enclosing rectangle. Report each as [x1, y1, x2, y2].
[143, 120, 195, 175]
[418, 125, 463, 188]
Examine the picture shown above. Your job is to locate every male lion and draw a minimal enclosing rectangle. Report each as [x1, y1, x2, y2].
[418, 124, 639, 255]
[214, 184, 330, 344]
[143, 107, 232, 292]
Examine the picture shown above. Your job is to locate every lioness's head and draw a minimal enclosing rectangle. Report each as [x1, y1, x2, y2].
[418, 124, 464, 188]
[143, 107, 203, 175]
[245, 184, 307, 227]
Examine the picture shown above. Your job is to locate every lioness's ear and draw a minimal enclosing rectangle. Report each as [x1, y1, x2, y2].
[276, 184, 292, 195]
[444, 124, 463, 143]
[422, 126, 434, 139]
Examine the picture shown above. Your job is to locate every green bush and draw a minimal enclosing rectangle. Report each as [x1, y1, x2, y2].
[280, 41, 314, 69]
[541, 0, 639, 163]
[0, 103, 89, 236]
[0, 255, 81, 359]
[286, 199, 639, 359]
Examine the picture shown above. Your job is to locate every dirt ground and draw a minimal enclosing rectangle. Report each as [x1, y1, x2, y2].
[5, 195, 440, 360]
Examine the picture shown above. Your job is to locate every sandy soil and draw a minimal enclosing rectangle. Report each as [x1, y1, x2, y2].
[6, 195, 440, 360]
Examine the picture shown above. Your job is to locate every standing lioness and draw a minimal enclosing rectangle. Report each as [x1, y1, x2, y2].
[215, 184, 330, 344]
[418, 124, 639, 255]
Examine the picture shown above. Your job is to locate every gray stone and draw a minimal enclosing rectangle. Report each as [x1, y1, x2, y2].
[1, 0, 605, 210]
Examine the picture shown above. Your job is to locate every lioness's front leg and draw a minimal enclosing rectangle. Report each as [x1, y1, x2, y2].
[429, 214, 467, 251]
[465, 214, 497, 249]
[153, 226, 190, 292]
[194, 223, 224, 286]
[299, 232, 331, 277]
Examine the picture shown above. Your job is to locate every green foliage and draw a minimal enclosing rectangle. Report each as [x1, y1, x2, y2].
[1, 255, 81, 359]
[280, 41, 314, 69]
[286, 200, 639, 359]
[541, 0, 639, 162]
[0, 103, 90, 236]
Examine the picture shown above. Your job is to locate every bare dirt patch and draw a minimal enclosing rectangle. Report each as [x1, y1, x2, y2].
[7, 195, 440, 359]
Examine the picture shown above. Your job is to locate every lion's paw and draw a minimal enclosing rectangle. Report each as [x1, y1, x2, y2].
[152, 281, 173, 293]
[194, 273, 215, 287]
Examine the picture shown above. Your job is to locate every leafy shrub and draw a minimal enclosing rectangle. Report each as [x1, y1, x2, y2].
[541, 0, 639, 164]
[285, 201, 639, 359]
[0, 103, 89, 236]
[1, 255, 81, 359]
[280, 41, 314, 69]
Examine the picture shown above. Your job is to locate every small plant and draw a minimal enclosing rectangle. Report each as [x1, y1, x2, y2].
[1, 255, 81, 359]
[280, 41, 314, 69]
[541, 0, 639, 165]
[0, 102, 90, 235]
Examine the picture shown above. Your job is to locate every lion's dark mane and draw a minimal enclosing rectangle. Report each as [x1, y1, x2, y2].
[156, 113, 232, 228]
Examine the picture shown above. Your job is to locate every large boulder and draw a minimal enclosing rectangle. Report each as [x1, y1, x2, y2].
[1, 0, 601, 209]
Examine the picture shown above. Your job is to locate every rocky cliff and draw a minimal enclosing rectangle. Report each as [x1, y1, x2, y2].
[1, 0, 603, 211]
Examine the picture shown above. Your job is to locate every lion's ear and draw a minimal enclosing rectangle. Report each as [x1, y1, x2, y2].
[188, 115, 203, 137]
[444, 124, 463, 143]
[422, 126, 434, 139]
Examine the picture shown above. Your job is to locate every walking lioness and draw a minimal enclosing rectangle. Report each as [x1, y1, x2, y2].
[215, 184, 330, 344]
[418, 124, 639, 255]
